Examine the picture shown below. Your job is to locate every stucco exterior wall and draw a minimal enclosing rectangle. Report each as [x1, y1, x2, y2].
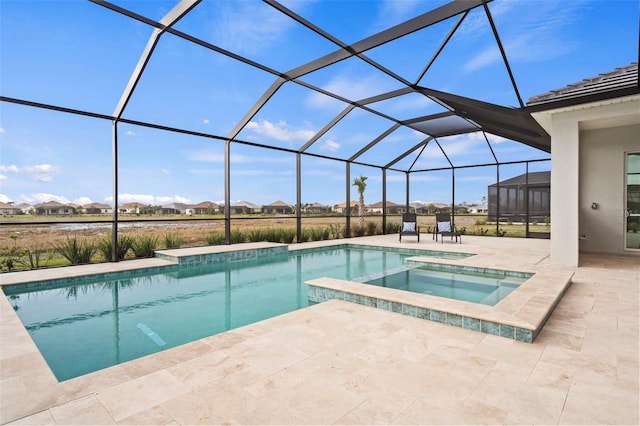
[536, 95, 640, 266]
[579, 124, 640, 254]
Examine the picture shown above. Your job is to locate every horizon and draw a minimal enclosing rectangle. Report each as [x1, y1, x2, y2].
[1, 0, 637, 208]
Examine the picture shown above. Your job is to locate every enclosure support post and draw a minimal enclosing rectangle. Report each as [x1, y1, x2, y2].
[405, 171, 410, 210]
[111, 120, 119, 262]
[224, 139, 231, 244]
[296, 153, 302, 243]
[345, 162, 351, 238]
[496, 164, 500, 236]
[451, 168, 456, 225]
[382, 168, 387, 234]
[525, 162, 530, 237]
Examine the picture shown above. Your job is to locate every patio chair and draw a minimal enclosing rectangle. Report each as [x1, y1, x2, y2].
[433, 213, 461, 243]
[399, 213, 420, 242]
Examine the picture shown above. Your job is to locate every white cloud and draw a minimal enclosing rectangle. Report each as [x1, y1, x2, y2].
[463, 1, 582, 71]
[160, 169, 171, 176]
[203, 119, 210, 124]
[464, 46, 501, 72]
[0, 165, 20, 173]
[245, 119, 315, 143]
[185, 149, 294, 165]
[0, 175, 6, 181]
[22, 164, 63, 182]
[74, 196, 93, 205]
[20, 193, 70, 204]
[320, 139, 340, 152]
[377, 0, 421, 27]
[212, 2, 293, 55]
[0, 164, 65, 182]
[0, 127, 5, 133]
[306, 74, 392, 109]
[0, 194, 12, 203]
[126, 130, 136, 136]
[104, 194, 191, 205]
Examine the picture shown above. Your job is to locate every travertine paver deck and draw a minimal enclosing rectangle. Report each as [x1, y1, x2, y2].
[1, 235, 638, 425]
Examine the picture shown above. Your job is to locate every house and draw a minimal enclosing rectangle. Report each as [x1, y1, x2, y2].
[367, 201, 405, 214]
[468, 205, 488, 214]
[528, 62, 640, 266]
[156, 203, 188, 215]
[119, 202, 146, 214]
[187, 201, 219, 215]
[303, 202, 331, 214]
[83, 202, 113, 214]
[487, 171, 550, 223]
[15, 203, 33, 214]
[333, 201, 359, 214]
[225, 201, 261, 214]
[0, 202, 22, 215]
[263, 200, 293, 215]
[34, 201, 76, 215]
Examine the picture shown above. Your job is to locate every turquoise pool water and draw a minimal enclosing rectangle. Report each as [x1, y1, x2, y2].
[364, 267, 527, 305]
[4, 246, 469, 381]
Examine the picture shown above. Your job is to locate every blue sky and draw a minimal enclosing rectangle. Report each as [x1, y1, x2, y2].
[0, 0, 637, 208]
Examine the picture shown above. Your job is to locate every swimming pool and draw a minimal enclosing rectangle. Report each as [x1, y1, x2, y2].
[363, 267, 526, 305]
[3, 245, 470, 380]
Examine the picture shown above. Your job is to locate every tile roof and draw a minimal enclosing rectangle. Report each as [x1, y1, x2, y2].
[527, 62, 638, 106]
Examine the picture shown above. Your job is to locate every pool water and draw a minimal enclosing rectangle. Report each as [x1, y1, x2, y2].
[364, 267, 526, 305]
[4, 246, 467, 380]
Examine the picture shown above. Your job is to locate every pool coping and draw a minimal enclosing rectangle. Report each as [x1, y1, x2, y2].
[306, 256, 573, 343]
[0, 236, 582, 424]
[0, 240, 572, 343]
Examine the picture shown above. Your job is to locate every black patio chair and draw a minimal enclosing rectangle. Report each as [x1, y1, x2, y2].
[399, 213, 420, 242]
[433, 213, 461, 243]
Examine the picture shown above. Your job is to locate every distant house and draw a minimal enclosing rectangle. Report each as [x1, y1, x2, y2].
[488, 171, 550, 223]
[303, 202, 331, 214]
[15, 203, 33, 214]
[333, 201, 359, 214]
[411, 202, 450, 214]
[34, 201, 76, 215]
[187, 201, 219, 215]
[367, 201, 405, 214]
[156, 203, 188, 215]
[83, 202, 112, 214]
[226, 201, 261, 214]
[0, 202, 22, 215]
[119, 202, 146, 214]
[263, 200, 293, 215]
[468, 205, 488, 214]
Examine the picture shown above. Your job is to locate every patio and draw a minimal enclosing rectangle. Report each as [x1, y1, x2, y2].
[1, 235, 638, 425]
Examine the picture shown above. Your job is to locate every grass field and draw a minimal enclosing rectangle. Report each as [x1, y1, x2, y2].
[0, 214, 550, 271]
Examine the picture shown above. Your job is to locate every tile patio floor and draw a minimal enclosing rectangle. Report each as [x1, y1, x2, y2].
[1, 235, 638, 425]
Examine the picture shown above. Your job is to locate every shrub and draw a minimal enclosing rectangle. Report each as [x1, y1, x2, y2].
[163, 233, 183, 249]
[131, 235, 158, 258]
[0, 235, 25, 271]
[351, 225, 367, 237]
[476, 227, 489, 236]
[328, 224, 343, 239]
[366, 221, 378, 236]
[98, 234, 133, 261]
[311, 227, 330, 241]
[475, 217, 488, 225]
[54, 236, 96, 265]
[25, 246, 48, 269]
[385, 222, 401, 234]
[230, 229, 246, 244]
[206, 232, 225, 245]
